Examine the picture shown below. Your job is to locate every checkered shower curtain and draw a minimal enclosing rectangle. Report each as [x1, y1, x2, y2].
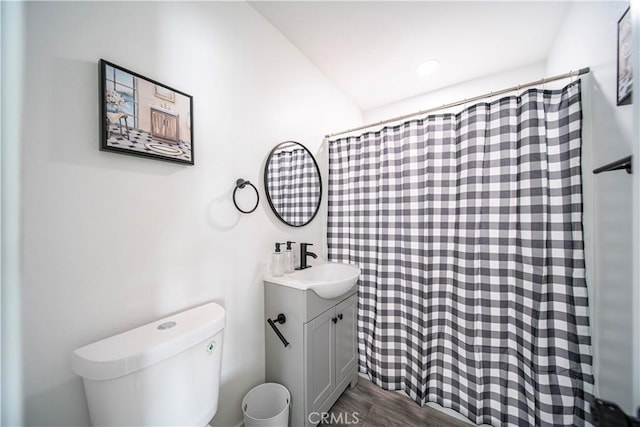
[266, 148, 321, 226]
[327, 81, 593, 426]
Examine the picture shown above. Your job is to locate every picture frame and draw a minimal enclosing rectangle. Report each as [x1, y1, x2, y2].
[617, 6, 632, 106]
[99, 59, 194, 165]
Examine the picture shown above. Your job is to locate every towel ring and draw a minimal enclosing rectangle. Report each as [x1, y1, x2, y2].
[233, 179, 259, 214]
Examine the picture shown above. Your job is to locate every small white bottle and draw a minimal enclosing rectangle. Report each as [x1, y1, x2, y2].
[284, 241, 296, 273]
[271, 243, 285, 277]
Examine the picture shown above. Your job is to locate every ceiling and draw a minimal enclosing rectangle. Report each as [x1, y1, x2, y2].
[250, 1, 571, 111]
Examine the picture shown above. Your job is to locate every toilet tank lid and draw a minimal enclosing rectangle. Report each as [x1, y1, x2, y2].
[71, 302, 225, 381]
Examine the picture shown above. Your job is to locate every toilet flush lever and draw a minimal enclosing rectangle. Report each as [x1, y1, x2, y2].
[267, 314, 290, 348]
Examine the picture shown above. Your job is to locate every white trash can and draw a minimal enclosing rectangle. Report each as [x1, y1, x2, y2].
[242, 383, 290, 427]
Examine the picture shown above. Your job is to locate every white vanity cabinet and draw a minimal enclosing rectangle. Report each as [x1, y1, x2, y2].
[264, 281, 358, 427]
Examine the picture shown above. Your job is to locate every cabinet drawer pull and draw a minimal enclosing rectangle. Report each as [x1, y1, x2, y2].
[332, 317, 338, 324]
[338, 314, 343, 320]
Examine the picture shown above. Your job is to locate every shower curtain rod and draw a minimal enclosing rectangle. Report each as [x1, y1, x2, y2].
[325, 67, 591, 139]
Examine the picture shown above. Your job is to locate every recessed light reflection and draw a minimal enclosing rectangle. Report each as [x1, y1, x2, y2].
[417, 59, 440, 76]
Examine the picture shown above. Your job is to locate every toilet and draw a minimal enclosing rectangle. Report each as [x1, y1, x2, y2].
[71, 302, 225, 426]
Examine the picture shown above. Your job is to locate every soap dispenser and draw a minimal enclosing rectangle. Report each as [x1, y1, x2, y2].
[284, 241, 296, 273]
[271, 243, 285, 277]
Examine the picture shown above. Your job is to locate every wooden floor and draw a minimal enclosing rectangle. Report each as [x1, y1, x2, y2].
[325, 378, 471, 427]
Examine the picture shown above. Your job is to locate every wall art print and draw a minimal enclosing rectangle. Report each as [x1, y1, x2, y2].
[99, 59, 194, 165]
[617, 6, 632, 106]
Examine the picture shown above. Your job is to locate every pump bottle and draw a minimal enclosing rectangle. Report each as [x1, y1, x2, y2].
[271, 243, 285, 277]
[284, 241, 296, 273]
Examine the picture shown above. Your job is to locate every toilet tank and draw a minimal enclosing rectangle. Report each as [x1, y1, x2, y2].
[72, 302, 225, 427]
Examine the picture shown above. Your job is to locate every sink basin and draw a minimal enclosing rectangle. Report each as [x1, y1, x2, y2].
[264, 262, 361, 299]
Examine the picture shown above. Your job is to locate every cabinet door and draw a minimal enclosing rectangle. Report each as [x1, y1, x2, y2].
[335, 294, 357, 386]
[163, 114, 178, 141]
[151, 109, 166, 139]
[150, 109, 179, 142]
[305, 307, 335, 413]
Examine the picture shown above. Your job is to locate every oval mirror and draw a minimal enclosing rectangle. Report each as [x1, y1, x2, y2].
[264, 141, 322, 227]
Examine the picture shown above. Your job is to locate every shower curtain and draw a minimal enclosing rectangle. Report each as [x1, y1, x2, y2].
[327, 81, 593, 426]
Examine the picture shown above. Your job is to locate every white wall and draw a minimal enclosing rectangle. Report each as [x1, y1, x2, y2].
[633, 0, 640, 415]
[1, 1, 25, 425]
[363, 61, 546, 124]
[546, 0, 635, 413]
[17, 2, 360, 426]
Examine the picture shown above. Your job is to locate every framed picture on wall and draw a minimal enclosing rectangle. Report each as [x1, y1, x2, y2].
[99, 59, 194, 165]
[617, 6, 632, 106]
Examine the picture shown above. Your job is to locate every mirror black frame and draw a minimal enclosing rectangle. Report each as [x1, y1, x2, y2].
[264, 141, 322, 227]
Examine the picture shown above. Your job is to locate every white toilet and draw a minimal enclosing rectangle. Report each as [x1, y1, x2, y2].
[71, 302, 225, 426]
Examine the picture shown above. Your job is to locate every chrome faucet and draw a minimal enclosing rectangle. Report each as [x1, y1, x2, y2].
[296, 243, 317, 270]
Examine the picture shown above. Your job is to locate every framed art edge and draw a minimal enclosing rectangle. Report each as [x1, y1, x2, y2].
[617, 6, 633, 106]
[98, 58, 195, 165]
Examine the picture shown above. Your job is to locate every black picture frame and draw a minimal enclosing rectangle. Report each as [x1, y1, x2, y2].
[99, 59, 194, 165]
[617, 6, 632, 106]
